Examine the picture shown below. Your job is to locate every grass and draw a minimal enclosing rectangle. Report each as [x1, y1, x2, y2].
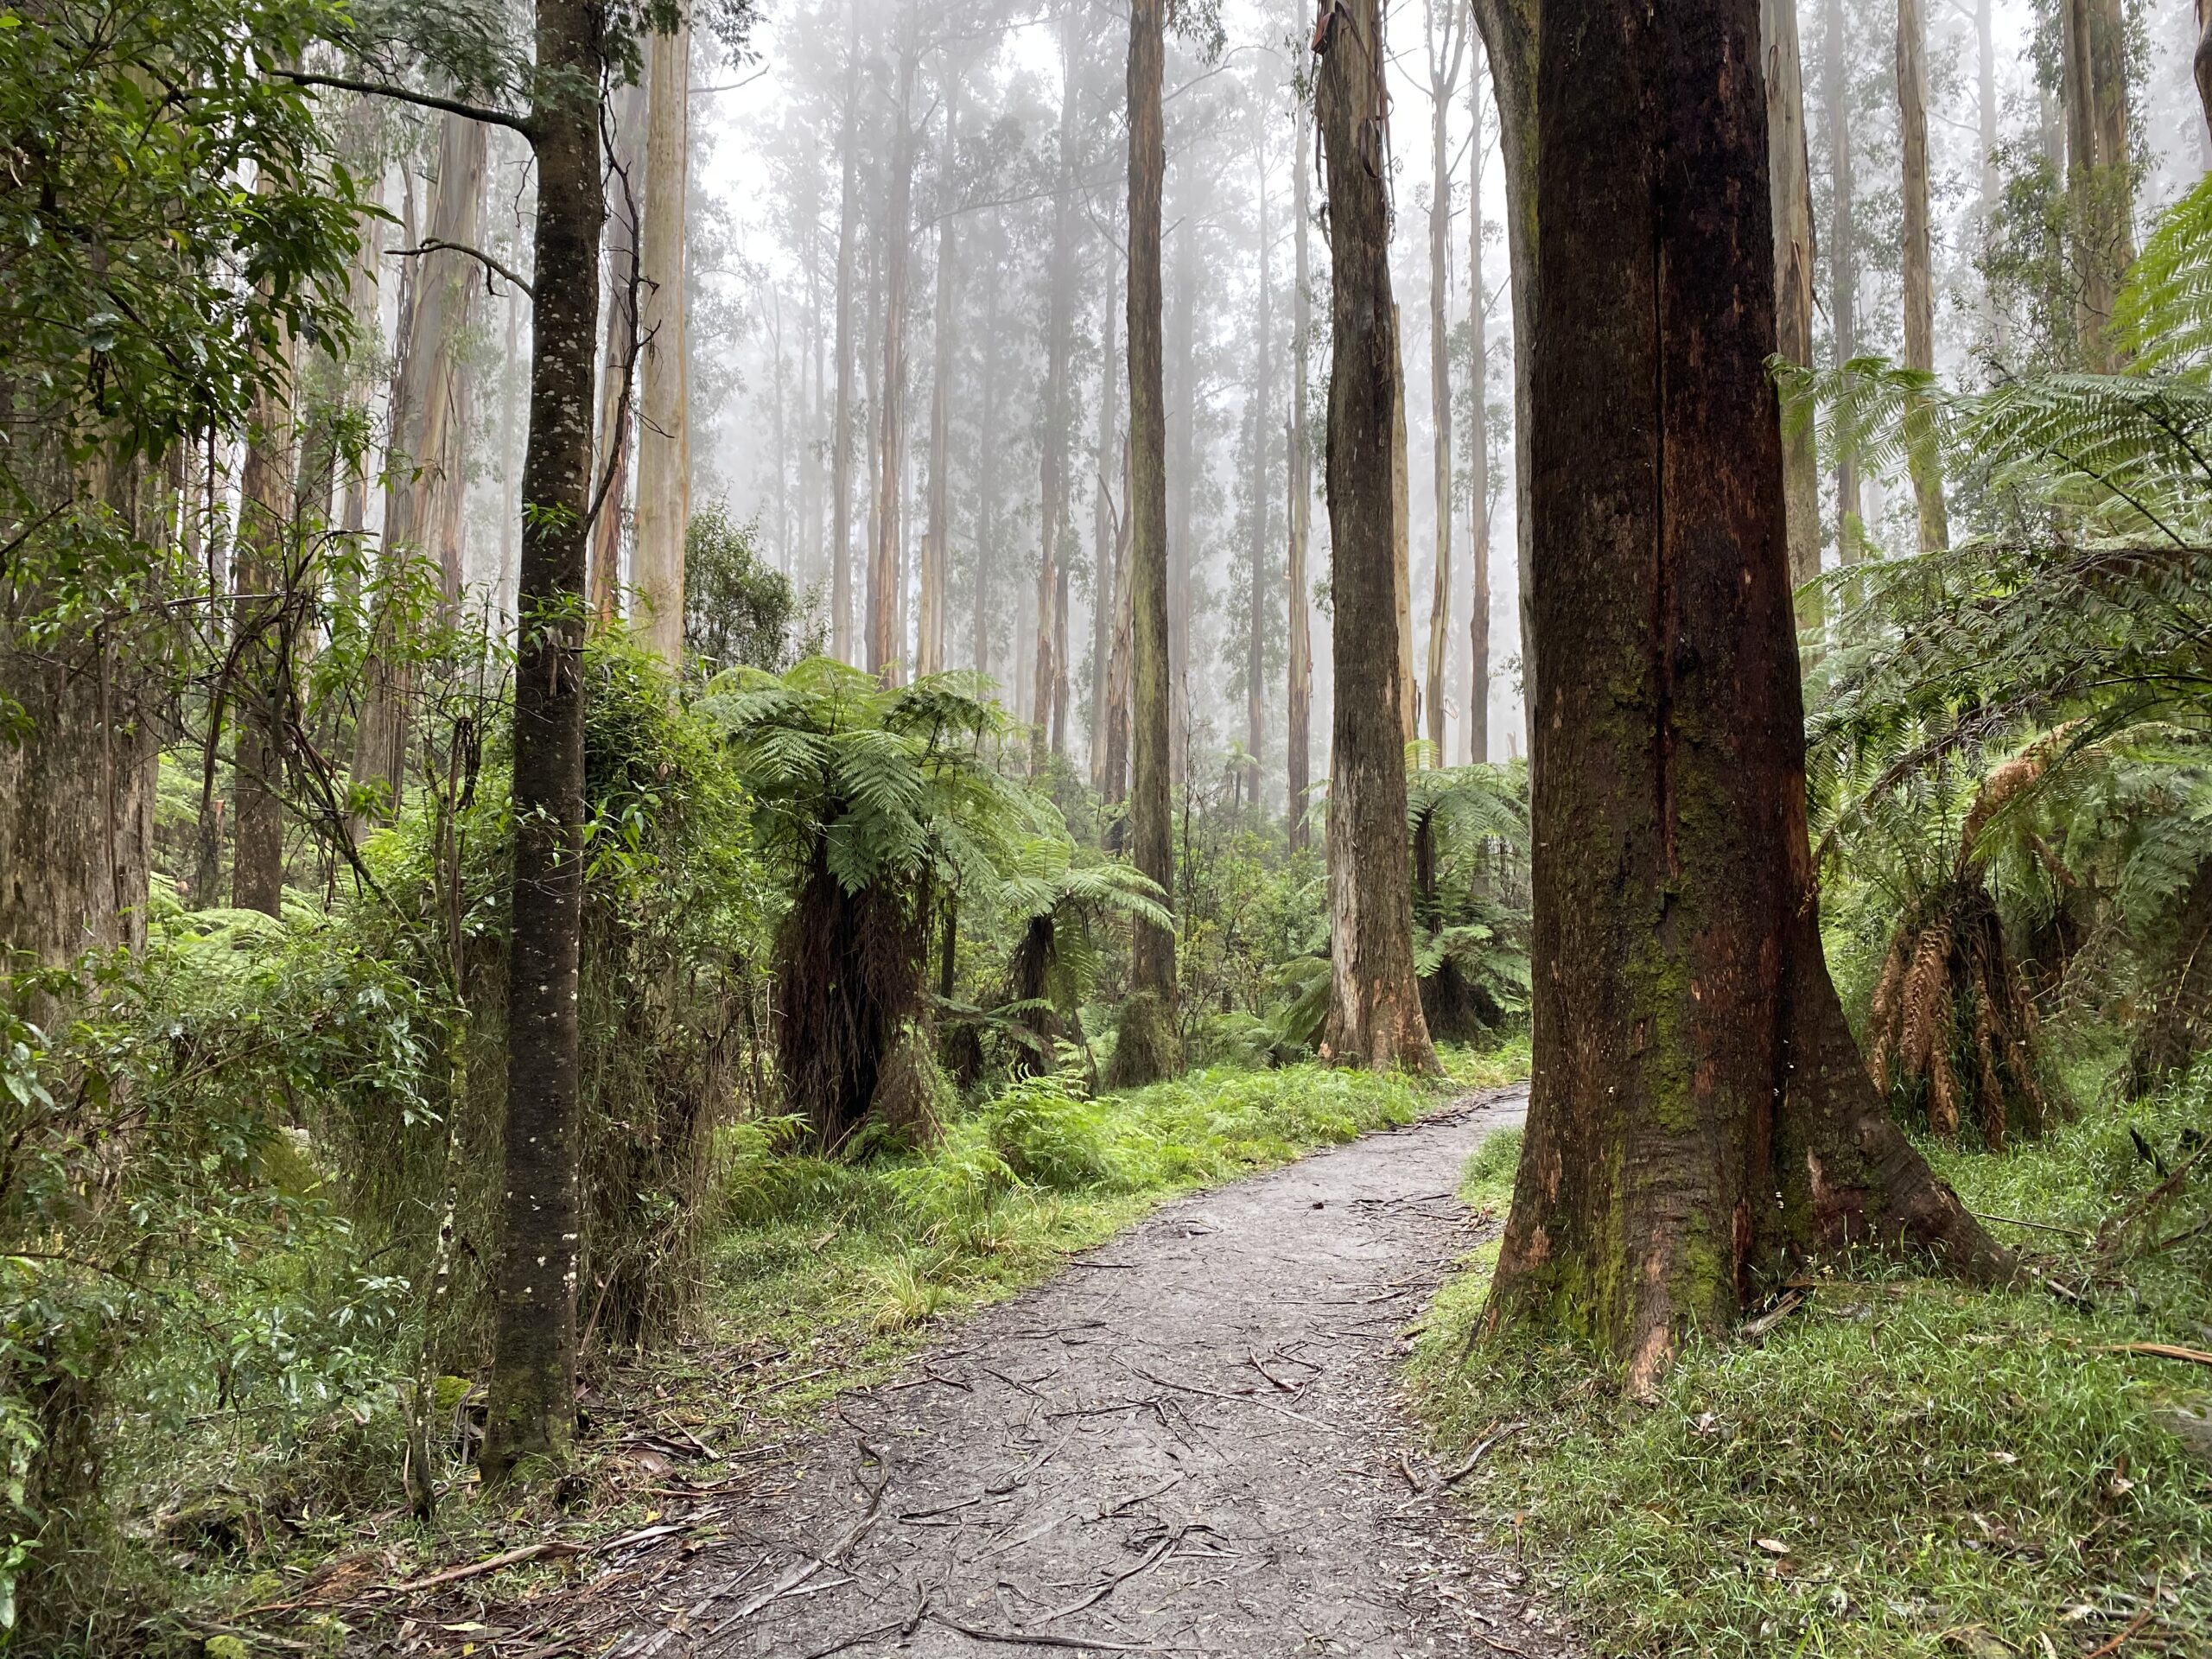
[1410, 1077, 2212, 1658]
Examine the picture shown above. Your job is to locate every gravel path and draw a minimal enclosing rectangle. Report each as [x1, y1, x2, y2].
[609, 1084, 1567, 1659]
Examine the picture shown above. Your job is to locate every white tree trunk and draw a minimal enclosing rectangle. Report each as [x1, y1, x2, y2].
[634, 22, 692, 667]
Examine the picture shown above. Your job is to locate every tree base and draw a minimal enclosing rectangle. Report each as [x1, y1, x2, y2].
[1106, 989, 1182, 1088]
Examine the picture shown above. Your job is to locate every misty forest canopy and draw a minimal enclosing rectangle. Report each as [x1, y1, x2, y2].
[3, 0, 2212, 1649]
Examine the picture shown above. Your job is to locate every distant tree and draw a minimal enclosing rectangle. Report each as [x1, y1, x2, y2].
[684, 506, 804, 672]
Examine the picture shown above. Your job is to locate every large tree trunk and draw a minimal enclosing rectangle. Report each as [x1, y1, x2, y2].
[1103, 440, 1134, 809]
[1392, 325, 1415, 747]
[830, 0, 862, 663]
[870, 41, 918, 683]
[1896, 0, 1948, 554]
[1761, 0, 1821, 609]
[919, 71, 961, 679]
[2060, 0, 2135, 372]
[1166, 216, 1197, 785]
[1424, 0, 1464, 765]
[1110, 0, 1182, 1086]
[634, 22, 690, 667]
[588, 79, 645, 626]
[1287, 96, 1314, 845]
[1822, 0, 1862, 554]
[1467, 0, 1535, 758]
[1035, 11, 1080, 767]
[353, 114, 486, 822]
[973, 224, 1001, 678]
[480, 0, 602, 1485]
[1314, 0, 1438, 1075]
[1465, 63, 1491, 766]
[2197, 0, 2212, 152]
[1978, 0, 2005, 356]
[1487, 0, 2010, 1394]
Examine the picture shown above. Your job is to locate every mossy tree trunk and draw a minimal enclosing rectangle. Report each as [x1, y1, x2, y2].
[1487, 0, 2011, 1394]
[1314, 0, 1438, 1076]
[480, 0, 603, 1484]
[1110, 0, 1181, 1086]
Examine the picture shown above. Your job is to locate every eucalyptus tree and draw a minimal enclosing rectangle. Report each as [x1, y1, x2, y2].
[1490, 0, 2005, 1391]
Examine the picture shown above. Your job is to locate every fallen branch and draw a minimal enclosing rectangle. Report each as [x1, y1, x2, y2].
[1970, 1210, 2092, 1241]
[1739, 1289, 1808, 1342]
[2080, 1601, 2159, 1657]
[378, 1540, 583, 1595]
[927, 1610, 1181, 1651]
[705, 1474, 888, 1637]
[1440, 1422, 1523, 1485]
[1034, 1524, 1186, 1623]
[2098, 1341, 2212, 1369]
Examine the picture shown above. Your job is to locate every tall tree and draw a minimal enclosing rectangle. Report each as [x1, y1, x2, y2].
[1423, 0, 1465, 764]
[1287, 85, 1314, 847]
[870, 18, 920, 681]
[1897, 0, 1948, 552]
[1823, 0, 1862, 554]
[1035, 4, 1082, 767]
[1243, 114, 1274, 804]
[1110, 0, 1182, 1084]
[588, 80, 645, 625]
[634, 20, 690, 666]
[918, 67, 961, 679]
[1314, 0, 1438, 1072]
[353, 115, 486, 821]
[1762, 0, 1821, 606]
[2060, 0, 2134, 371]
[230, 296, 297, 917]
[479, 0, 605, 1484]
[830, 0, 862, 662]
[1465, 66, 1491, 766]
[1090, 234, 1122, 788]
[1486, 0, 2007, 1391]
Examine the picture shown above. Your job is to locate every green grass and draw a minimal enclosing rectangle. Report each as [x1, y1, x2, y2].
[1411, 1080, 2212, 1658]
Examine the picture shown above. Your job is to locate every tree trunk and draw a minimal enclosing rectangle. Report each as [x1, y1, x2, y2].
[1244, 130, 1274, 806]
[1391, 321, 1416, 748]
[1166, 218, 1197, 785]
[1090, 235, 1121, 787]
[1103, 439, 1134, 809]
[1761, 0, 1821, 611]
[1314, 0, 1439, 1075]
[353, 114, 486, 822]
[1035, 11, 1080, 768]
[1466, 63, 1491, 766]
[1896, 0, 1948, 553]
[1487, 0, 2010, 1394]
[1287, 96, 1314, 846]
[635, 21, 690, 667]
[1425, 0, 1464, 766]
[1110, 0, 1181, 1085]
[480, 0, 602, 1485]
[974, 224, 1001, 678]
[231, 289, 296, 917]
[871, 41, 918, 683]
[588, 79, 645, 626]
[919, 71, 961, 679]
[830, 0, 862, 663]
[2197, 0, 2212, 153]
[1978, 0, 2005, 357]
[1822, 0, 1861, 555]
[1467, 0, 1535, 758]
[2060, 0, 2135, 372]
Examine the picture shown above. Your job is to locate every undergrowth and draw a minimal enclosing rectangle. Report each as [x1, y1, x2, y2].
[1413, 1073, 2212, 1657]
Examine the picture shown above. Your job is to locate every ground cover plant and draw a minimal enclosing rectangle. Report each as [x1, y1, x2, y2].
[1413, 1067, 2212, 1658]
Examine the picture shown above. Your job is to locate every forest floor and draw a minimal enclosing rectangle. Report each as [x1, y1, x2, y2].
[309, 1085, 1566, 1658]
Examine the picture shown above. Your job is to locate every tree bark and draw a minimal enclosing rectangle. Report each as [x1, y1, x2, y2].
[1822, 0, 1861, 555]
[2060, 0, 2134, 372]
[1466, 0, 1535, 758]
[1103, 439, 1134, 809]
[1314, 0, 1439, 1075]
[870, 35, 918, 683]
[1761, 0, 1821, 610]
[974, 219, 1001, 678]
[1466, 64, 1491, 767]
[634, 21, 690, 667]
[830, 0, 862, 663]
[2197, 0, 2212, 154]
[353, 114, 485, 821]
[1424, 0, 1465, 766]
[480, 0, 601, 1485]
[919, 70, 961, 679]
[1897, 0, 1948, 553]
[231, 286, 296, 917]
[1035, 10, 1080, 767]
[1287, 93, 1314, 845]
[1244, 127, 1274, 805]
[1487, 0, 2010, 1393]
[1090, 232, 1121, 787]
[588, 78, 645, 626]
[1110, 0, 1182, 1085]
[1166, 215, 1198, 783]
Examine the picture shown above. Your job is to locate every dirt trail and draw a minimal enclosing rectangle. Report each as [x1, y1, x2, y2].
[605, 1085, 1567, 1658]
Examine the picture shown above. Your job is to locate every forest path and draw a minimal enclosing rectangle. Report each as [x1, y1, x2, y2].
[601, 1084, 1569, 1659]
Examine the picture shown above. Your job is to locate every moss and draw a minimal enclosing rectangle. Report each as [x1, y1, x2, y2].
[1105, 988, 1184, 1088]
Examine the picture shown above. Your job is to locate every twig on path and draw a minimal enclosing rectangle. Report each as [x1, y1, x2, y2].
[1121, 1362, 1326, 1429]
[1035, 1525, 1189, 1623]
[1395, 1451, 1427, 1495]
[1090, 1472, 1185, 1521]
[703, 1473, 887, 1637]
[927, 1609, 1185, 1651]
[2078, 1602, 2158, 1657]
[795, 1590, 931, 1659]
[1247, 1351, 1303, 1394]
[1440, 1422, 1523, 1485]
